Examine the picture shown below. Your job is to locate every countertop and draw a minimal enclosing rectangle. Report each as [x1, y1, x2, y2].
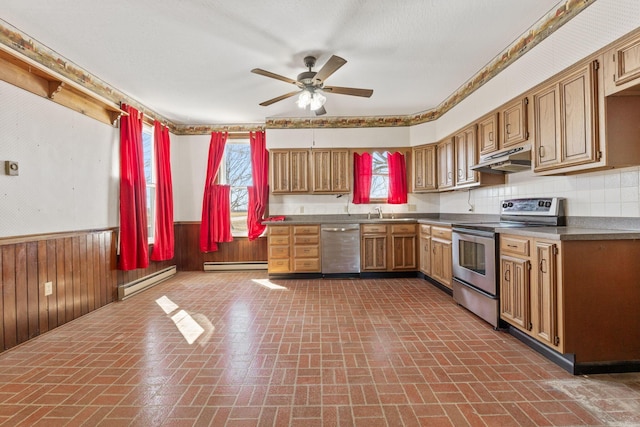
[496, 226, 640, 240]
[263, 215, 640, 240]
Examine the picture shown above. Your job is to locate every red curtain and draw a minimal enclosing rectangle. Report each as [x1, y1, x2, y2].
[118, 105, 149, 270]
[200, 131, 232, 252]
[151, 122, 174, 261]
[388, 151, 408, 204]
[247, 130, 269, 240]
[352, 152, 372, 204]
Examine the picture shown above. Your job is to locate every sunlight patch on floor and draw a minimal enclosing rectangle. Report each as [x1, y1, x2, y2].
[251, 278, 288, 290]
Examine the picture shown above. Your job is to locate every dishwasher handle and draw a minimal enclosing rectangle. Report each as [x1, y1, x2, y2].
[321, 224, 360, 232]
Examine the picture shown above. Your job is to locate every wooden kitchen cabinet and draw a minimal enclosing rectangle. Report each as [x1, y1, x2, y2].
[499, 235, 532, 331]
[419, 224, 431, 276]
[501, 97, 529, 147]
[437, 139, 455, 190]
[292, 225, 321, 272]
[267, 225, 291, 273]
[532, 60, 599, 173]
[390, 224, 417, 271]
[603, 28, 640, 96]
[478, 112, 499, 155]
[361, 224, 388, 271]
[412, 144, 437, 192]
[270, 149, 309, 193]
[454, 124, 478, 186]
[310, 149, 350, 193]
[430, 225, 452, 289]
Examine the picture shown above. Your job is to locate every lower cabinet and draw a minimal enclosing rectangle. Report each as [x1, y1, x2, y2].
[361, 223, 418, 272]
[499, 234, 640, 370]
[267, 225, 291, 273]
[430, 225, 452, 289]
[268, 224, 321, 273]
[419, 224, 431, 275]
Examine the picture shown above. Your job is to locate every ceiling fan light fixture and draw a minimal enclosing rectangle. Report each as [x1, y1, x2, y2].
[310, 91, 326, 111]
[296, 89, 312, 108]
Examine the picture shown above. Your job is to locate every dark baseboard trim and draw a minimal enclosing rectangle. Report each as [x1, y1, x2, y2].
[417, 272, 453, 296]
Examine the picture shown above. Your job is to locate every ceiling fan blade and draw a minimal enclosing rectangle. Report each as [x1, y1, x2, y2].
[315, 106, 327, 116]
[259, 91, 300, 106]
[323, 86, 373, 98]
[251, 68, 298, 85]
[313, 55, 347, 83]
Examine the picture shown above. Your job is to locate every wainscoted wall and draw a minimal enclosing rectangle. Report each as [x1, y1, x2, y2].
[174, 222, 267, 271]
[0, 229, 117, 352]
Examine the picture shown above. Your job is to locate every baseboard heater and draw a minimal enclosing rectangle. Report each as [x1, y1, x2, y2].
[118, 265, 177, 300]
[203, 261, 267, 272]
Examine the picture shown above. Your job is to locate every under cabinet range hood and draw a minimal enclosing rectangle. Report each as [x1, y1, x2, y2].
[471, 143, 532, 174]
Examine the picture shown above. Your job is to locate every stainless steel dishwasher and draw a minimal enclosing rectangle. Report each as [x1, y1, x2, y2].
[321, 224, 360, 275]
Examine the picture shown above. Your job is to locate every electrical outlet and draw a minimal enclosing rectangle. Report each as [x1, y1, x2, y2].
[44, 281, 53, 296]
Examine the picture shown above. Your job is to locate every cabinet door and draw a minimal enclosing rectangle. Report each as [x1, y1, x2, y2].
[413, 145, 436, 192]
[437, 139, 454, 189]
[533, 241, 560, 349]
[311, 150, 331, 192]
[533, 84, 561, 170]
[454, 124, 478, 186]
[502, 97, 529, 147]
[419, 235, 431, 275]
[478, 112, 499, 155]
[559, 61, 598, 167]
[611, 35, 640, 88]
[500, 256, 531, 330]
[391, 234, 417, 270]
[331, 149, 350, 193]
[361, 234, 387, 271]
[290, 150, 309, 192]
[270, 150, 290, 193]
[431, 239, 452, 288]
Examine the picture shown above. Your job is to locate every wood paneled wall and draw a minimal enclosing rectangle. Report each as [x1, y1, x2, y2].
[174, 222, 267, 271]
[0, 229, 117, 352]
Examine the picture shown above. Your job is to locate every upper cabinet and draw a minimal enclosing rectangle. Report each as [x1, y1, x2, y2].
[502, 97, 529, 148]
[270, 149, 309, 193]
[477, 112, 499, 155]
[454, 124, 478, 186]
[412, 144, 437, 192]
[311, 149, 350, 194]
[604, 29, 640, 96]
[533, 60, 599, 173]
[437, 138, 455, 190]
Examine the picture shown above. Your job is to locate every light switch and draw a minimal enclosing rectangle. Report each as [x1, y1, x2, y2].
[5, 161, 19, 176]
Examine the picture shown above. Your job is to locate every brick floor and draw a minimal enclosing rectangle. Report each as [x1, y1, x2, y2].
[0, 271, 638, 426]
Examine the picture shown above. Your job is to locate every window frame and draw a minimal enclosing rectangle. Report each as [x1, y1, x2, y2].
[218, 139, 253, 237]
[142, 125, 155, 243]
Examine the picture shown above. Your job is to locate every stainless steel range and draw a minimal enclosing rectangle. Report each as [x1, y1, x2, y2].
[451, 197, 565, 328]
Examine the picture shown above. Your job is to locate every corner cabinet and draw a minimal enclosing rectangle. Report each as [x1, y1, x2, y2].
[500, 233, 640, 372]
[532, 60, 599, 173]
[270, 149, 309, 193]
[310, 149, 350, 194]
[412, 144, 437, 192]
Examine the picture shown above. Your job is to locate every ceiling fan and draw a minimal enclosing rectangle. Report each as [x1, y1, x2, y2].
[251, 55, 373, 116]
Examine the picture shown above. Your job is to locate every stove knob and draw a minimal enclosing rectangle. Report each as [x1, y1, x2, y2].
[538, 200, 545, 207]
[502, 203, 508, 208]
[508, 202, 513, 207]
[545, 201, 552, 208]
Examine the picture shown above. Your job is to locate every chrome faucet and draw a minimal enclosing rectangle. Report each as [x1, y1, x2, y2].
[375, 207, 383, 219]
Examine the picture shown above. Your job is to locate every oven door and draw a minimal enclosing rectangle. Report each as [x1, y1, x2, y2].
[452, 229, 497, 295]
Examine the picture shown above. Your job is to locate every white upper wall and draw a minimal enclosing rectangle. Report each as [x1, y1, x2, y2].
[266, 126, 410, 149]
[0, 81, 118, 238]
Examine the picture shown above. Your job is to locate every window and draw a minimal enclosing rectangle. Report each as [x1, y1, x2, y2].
[142, 126, 155, 242]
[370, 151, 389, 201]
[219, 141, 252, 236]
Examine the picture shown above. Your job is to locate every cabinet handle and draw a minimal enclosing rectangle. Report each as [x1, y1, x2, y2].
[539, 259, 547, 273]
[504, 269, 511, 282]
[489, 131, 494, 142]
[507, 244, 517, 248]
[448, 171, 452, 179]
[538, 146, 545, 159]
[506, 123, 511, 134]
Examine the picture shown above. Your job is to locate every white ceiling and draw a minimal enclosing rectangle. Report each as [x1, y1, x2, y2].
[0, 0, 563, 125]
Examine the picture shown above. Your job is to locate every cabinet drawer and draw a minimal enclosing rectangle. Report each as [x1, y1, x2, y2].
[391, 224, 416, 234]
[269, 226, 290, 236]
[420, 224, 431, 235]
[269, 235, 290, 245]
[268, 258, 290, 273]
[293, 225, 320, 235]
[501, 236, 530, 256]
[431, 226, 452, 240]
[269, 245, 290, 258]
[293, 258, 320, 272]
[362, 224, 387, 234]
[294, 245, 319, 258]
[294, 235, 319, 245]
